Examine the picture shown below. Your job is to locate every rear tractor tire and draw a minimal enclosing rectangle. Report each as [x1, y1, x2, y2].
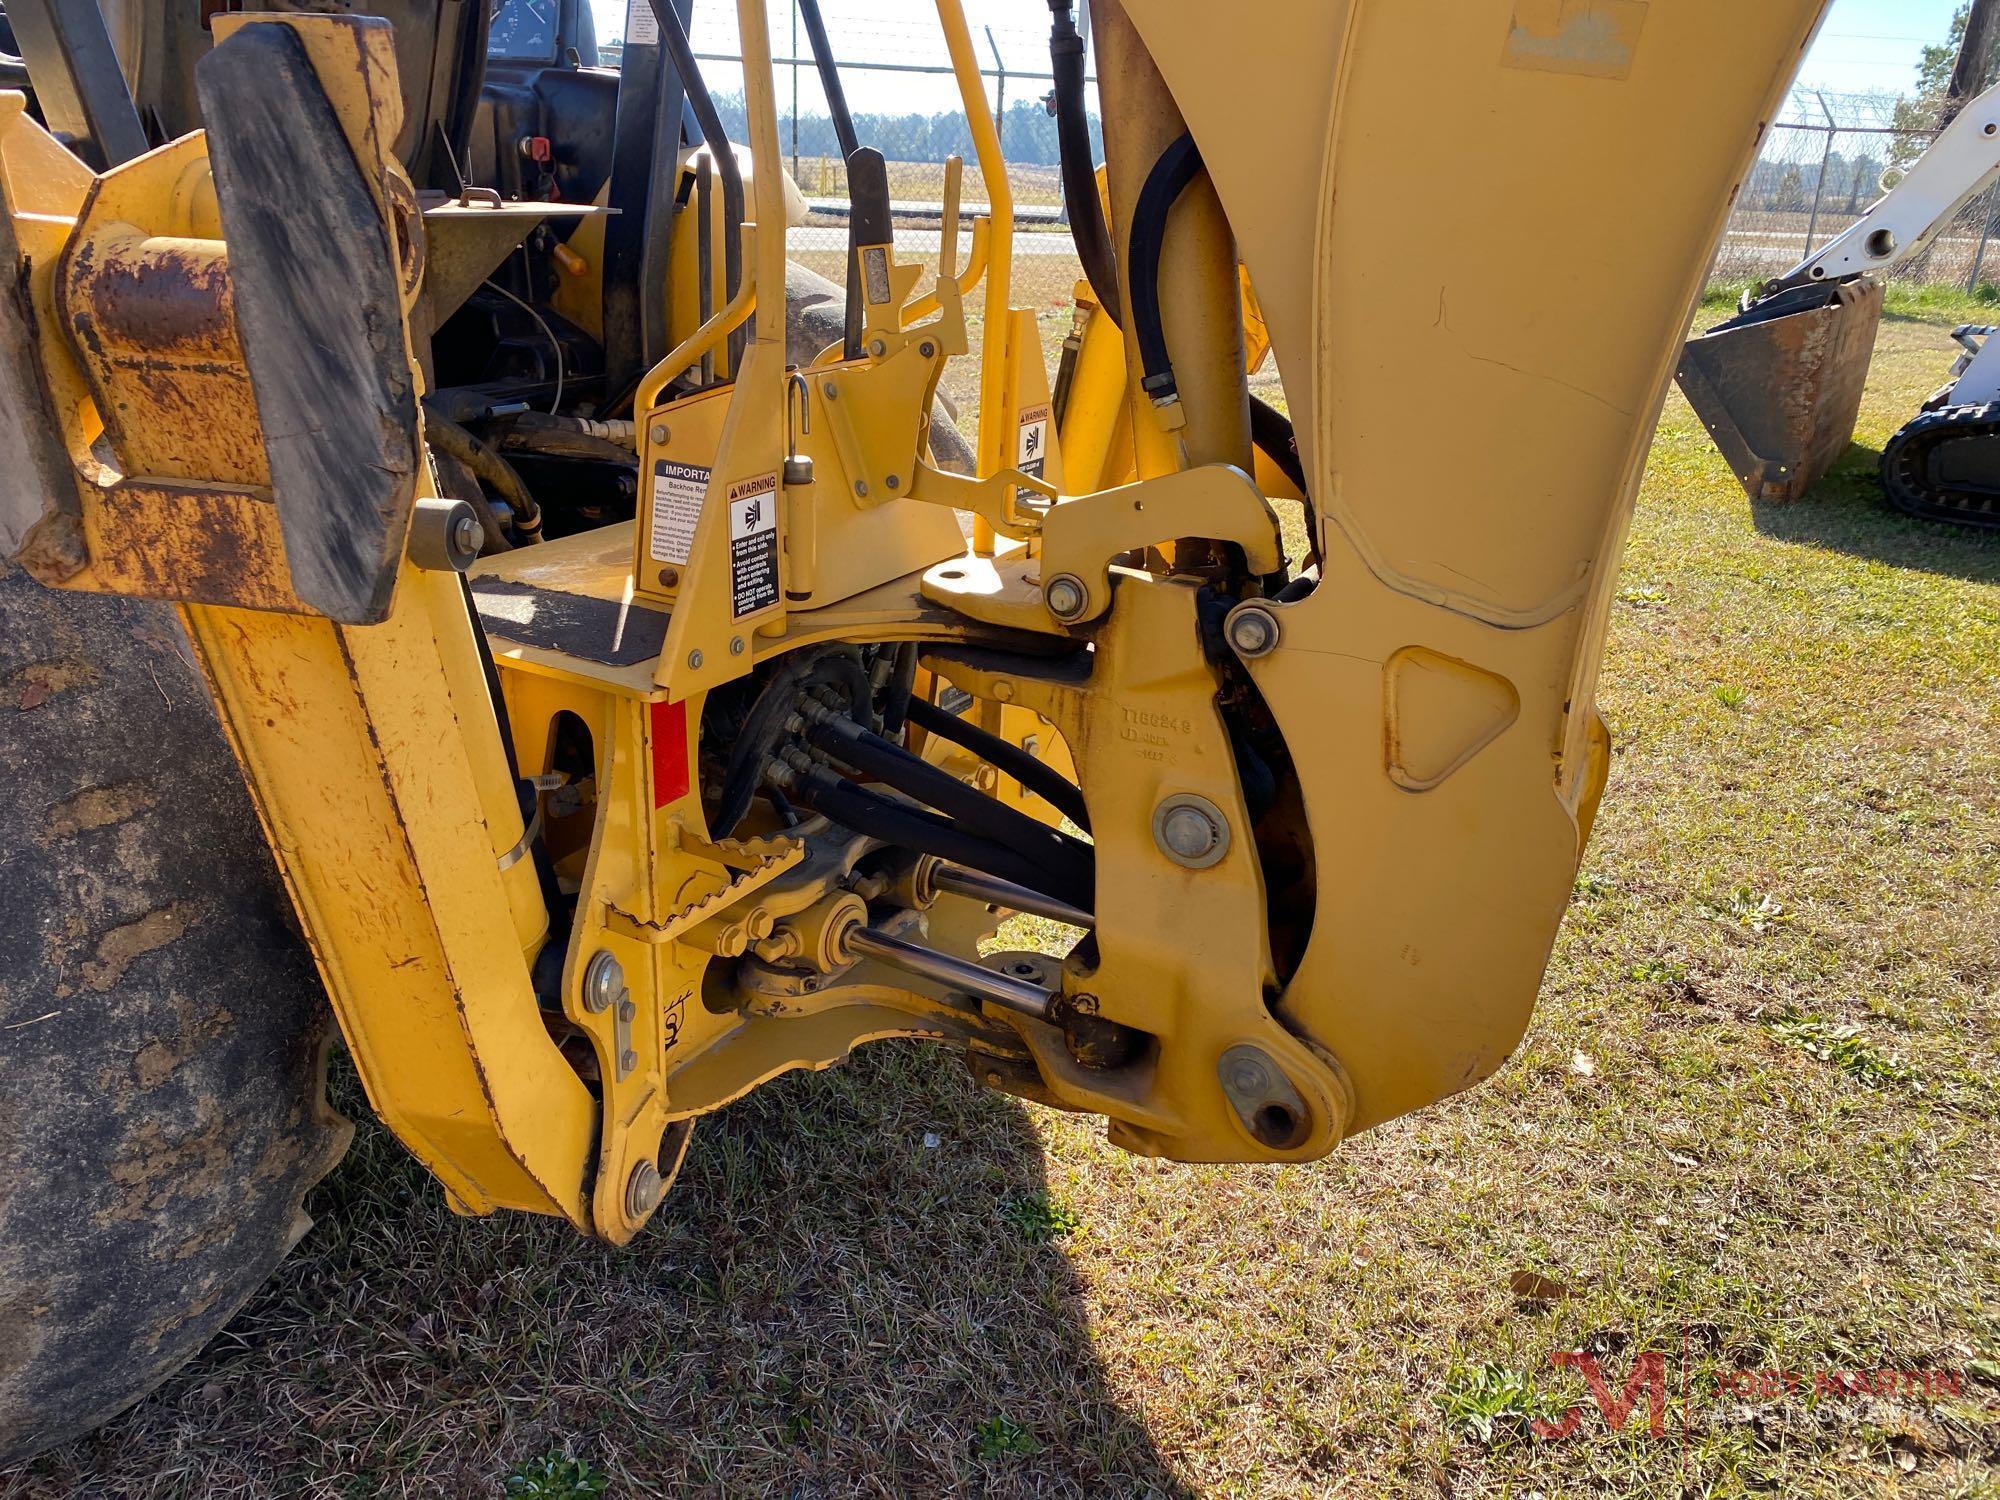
[0, 568, 350, 1465]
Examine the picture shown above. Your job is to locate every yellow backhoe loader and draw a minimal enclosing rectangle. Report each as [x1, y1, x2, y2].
[0, 0, 1834, 1460]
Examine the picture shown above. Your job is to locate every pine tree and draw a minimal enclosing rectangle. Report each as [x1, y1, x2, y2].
[1892, 4, 1982, 166]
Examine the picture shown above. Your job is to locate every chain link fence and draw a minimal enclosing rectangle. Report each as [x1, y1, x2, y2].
[601, 7, 2000, 431]
[605, 3, 1091, 437]
[1711, 89, 2000, 293]
[729, 42, 1087, 438]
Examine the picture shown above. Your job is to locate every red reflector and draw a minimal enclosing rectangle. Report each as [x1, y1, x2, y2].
[650, 699, 689, 808]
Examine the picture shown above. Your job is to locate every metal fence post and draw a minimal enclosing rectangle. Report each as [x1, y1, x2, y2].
[1802, 93, 1836, 258]
[1969, 179, 2000, 293]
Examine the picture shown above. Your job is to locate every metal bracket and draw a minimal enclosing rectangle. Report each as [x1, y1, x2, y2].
[921, 465, 1282, 631]
[5, 0, 149, 170]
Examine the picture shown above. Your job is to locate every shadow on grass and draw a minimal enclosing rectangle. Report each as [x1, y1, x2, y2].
[14, 1044, 1192, 1498]
[1750, 444, 2000, 583]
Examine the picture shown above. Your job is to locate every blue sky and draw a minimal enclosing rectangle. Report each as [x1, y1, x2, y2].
[1799, 0, 1960, 94]
[588, 0, 1964, 106]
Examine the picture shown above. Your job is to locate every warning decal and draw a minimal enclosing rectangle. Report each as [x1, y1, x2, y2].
[1016, 402, 1051, 481]
[648, 460, 709, 567]
[625, 0, 659, 45]
[727, 473, 780, 618]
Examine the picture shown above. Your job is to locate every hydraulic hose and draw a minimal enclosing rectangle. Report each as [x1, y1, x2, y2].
[1249, 396, 1305, 496]
[796, 0, 860, 161]
[905, 696, 1090, 832]
[422, 408, 544, 542]
[794, 766, 1094, 912]
[711, 647, 873, 838]
[880, 642, 920, 737]
[1127, 131, 1204, 406]
[1048, 1, 1121, 328]
[647, 0, 744, 370]
[802, 715, 1096, 895]
[1051, 325, 1084, 428]
[796, 0, 873, 359]
[1249, 394, 1319, 567]
[457, 575, 564, 915]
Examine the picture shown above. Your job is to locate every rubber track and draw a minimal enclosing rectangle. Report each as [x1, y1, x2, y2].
[1879, 402, 2000, 528]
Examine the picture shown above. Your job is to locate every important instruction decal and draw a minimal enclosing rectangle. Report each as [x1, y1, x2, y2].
[1016, 402, 1050, 481]
[624, 0, 659, 45]
[727, 473, 780, 618]
[648, 459, 709, 567]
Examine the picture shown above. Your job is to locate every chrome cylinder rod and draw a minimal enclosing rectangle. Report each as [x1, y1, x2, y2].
[930, 861, 1095, 931]
[844, 926, 1054, 1020]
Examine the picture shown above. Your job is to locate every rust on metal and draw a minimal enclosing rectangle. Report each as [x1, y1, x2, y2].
[81, 481, 305, 614]
[1676, 277, 1885, 504]
[59, 225, 268, 487]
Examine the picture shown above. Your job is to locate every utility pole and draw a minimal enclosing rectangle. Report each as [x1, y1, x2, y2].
[1944, 0, 2000, 125]
[986, 26, 1006, 156]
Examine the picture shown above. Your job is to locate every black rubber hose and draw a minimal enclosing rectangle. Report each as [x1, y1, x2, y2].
[1249, 396, 1306, 497]
[1127, 131, 1204, 406]
[458, 575, 563, 915]
[1051, 330, 1082, 428]
[711, 658, 813, 838]
[795, 0, 870, 359]
[796, 768, 1094, 911]
[803, 716, 1096, 891]
[1048, 1, 1120, 328]
[711, 648, 873, 837]
[811, 716, 1088, 869]
[796, 0, 860, 161]
[905, 696, 1090, 832]
[648, 0, 743, 367]
[816, 649, 878, 733]
[880, 642, 919, 737]
[1249, 394, 1319, 567]
[842, 149, 894, 355]
[423, 408, 544, 542]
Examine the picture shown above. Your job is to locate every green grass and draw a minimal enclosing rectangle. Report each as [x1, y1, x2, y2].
[503, 1453, 609, 1499]
[999, 1189, 1084, 1244]
[1436, 1364, 1562, 1447]
[5, 313, 1998, 1498]
[1700, 280, 2000, 325]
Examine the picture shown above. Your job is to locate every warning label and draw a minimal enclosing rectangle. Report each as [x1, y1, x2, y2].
[727, 473, 780, 618]
[624, 0, 659, 45]
[1017, 402, 1051, 481]
[648, 460, 709, 567]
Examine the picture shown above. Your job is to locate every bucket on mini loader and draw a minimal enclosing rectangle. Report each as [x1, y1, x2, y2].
[1675, 276, 1885, 503]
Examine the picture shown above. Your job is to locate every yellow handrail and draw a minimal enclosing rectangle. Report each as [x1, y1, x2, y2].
[936, 0, 1014, 553]
[736, 0, 790, 360]
[636, 0, 791, 421]
[633, 255, 757, 417]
